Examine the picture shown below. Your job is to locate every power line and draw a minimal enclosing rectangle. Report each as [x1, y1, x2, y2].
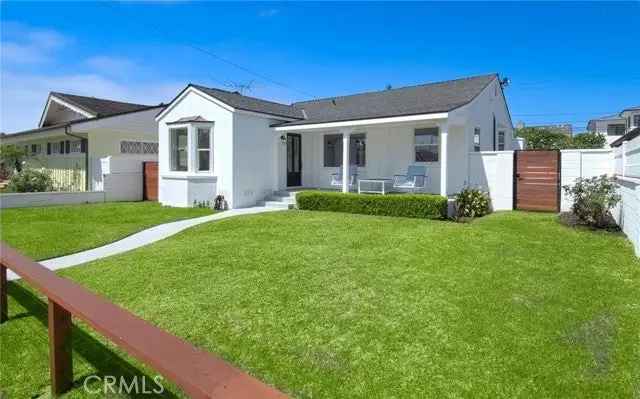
[100, 2, 315, 99]
[513, 111, 619, 117]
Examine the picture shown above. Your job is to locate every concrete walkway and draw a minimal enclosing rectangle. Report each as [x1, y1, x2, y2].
[8, 206, 282, 281]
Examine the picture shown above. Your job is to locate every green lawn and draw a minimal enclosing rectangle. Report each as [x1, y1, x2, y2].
[0, 202, 213, 260]
[1, 211, 639, 398]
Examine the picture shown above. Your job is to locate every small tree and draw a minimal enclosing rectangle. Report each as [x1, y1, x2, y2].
[516, 127, 572, 150]
[563, 175, 620, 228]
[571, 132, 606, 149]
[0, 144, 26, 173]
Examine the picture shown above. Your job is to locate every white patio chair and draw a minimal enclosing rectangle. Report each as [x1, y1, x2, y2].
[330, 165, 358, 189]
[393, 165, 428, 192]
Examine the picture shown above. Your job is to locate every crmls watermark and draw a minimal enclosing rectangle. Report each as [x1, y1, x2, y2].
[83, 375, 164, 395]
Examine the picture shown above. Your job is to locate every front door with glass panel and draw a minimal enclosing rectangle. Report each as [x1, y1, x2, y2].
[287, 133, 302, 187]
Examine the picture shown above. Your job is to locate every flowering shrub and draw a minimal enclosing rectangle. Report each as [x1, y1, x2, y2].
[7, 168, 54, 192]
[562, 175, 620, 228]
[455, 187, 491, 219]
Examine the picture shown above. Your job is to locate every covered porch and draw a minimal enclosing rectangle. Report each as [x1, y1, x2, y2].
[274, 114, 468, 198]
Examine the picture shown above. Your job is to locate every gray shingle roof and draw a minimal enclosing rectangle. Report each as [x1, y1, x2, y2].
[279, 73, 497, 127]
[51, 92, 154, 117]
[190, 84, 304, 119]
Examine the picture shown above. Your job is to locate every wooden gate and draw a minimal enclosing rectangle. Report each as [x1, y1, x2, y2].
[514, 150, 560, 212]
[143, 161, 158, 201]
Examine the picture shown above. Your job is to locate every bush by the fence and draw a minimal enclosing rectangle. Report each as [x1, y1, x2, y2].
[6, 168, 54, 193]
[454, 187, 491, 220]
[296, 191, 447, 219]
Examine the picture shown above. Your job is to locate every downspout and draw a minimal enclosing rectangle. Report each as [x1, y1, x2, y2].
[64, 125, 89, 191]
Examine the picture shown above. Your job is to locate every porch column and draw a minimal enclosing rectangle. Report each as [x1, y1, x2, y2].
[440, 125, 448, 197]
[341, 129, 352, 193]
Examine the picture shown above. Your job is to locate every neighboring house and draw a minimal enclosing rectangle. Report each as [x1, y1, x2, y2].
[620, 106, 640, 133]
[587, 111, 631, 146]
[0, 92, 164, 192]
[156, 73, 513, 208]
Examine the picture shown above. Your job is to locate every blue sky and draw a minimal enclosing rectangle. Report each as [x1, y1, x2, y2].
[1, 1, 638, 133]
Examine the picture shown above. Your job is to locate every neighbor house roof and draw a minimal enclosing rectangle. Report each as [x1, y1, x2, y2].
[189, 84, 305, 119]
[50, 92, 153, 117]
[4, 104, 165, 139]
[276, 73, 498, 127]
[620, 106, 640, 114]
[610, 127, 640, 148]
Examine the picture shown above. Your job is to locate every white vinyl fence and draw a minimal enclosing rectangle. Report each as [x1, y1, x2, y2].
[612, 138, 640, 255]
[467, 151, 514, 211]
[560, 149, 614, 212]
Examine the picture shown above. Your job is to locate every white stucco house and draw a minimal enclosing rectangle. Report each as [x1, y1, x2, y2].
[1, 92, 164, 195]
[156, 73, 514, 208]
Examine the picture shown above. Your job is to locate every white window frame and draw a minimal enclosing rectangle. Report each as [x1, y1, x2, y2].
[414, 127, 439, 163]
[498, 131, 505, 151]
[169, 126, 190, 172]
[167, 122, 214, 174]
[195, 125, 213, 173]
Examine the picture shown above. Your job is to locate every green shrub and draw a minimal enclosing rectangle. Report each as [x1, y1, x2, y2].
[296, 191, 447, 219]
[454, 187, 491, 219]
[6, 168, 54, 192]
[571, 132, 606, 149]
[562, 175, 620, 228]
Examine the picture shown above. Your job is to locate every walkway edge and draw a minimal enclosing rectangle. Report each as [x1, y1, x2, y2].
[8, 207, 282, 281]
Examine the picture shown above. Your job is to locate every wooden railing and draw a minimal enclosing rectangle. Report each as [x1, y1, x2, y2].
[0, 243, 286, 398]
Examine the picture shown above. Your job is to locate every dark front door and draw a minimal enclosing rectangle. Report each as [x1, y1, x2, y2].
[514, 150, 560, 212]
[287, 133, 302, 187]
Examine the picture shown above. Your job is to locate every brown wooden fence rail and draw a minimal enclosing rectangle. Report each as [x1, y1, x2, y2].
[0, 243, 286, 399]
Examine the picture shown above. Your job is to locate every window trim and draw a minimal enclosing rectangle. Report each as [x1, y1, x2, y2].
[414, 127, 439, 163]
[196, 126, 213, 172]
[323, 133, 367, 168]
[607, 123, 626, 136]
[498, 131, 505, 151]
[169, 127, 189, 172]
[323, 134, 343, 168]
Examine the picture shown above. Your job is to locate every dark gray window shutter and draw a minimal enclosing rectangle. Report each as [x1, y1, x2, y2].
[47, 143, 51, 155]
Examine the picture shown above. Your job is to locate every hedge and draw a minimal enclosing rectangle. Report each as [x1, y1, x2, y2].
[296, 191, 448, 219]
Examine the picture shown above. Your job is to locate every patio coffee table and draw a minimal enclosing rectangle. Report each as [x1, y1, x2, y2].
[358, 178, 393, 195]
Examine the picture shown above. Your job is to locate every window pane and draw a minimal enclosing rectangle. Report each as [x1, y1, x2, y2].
[197, 128, 210, 149]
[350, 134, 366, 167]
[607, 124, 625, 136]
[171, 128, 188, 171]
[324, 134, 342, 167]
[415, 128, 438, 162]
[634, 115, 640, 127]
[198, 150, 210, 171]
